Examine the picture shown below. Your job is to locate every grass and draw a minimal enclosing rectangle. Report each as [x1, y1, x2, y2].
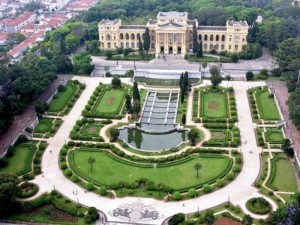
[33, 118, 62, 138]
[69, 150, 232, 191]
[255, 87, 280, 121]
[265, 128, 284, 144]
[0, 142, 37, 175]
[271, 157, 298, 192]
[185, 55, 232, 63]
[134, 77, 199, 87]
[49, 83, 78, 113]
[111, 54, 155, 61]
[95, 89, 125, 114]
[202, 91, 227, 118]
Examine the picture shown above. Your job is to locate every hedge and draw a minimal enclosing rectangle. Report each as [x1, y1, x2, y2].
[16, 182, 39, 198]
[246, 198, 272, 215]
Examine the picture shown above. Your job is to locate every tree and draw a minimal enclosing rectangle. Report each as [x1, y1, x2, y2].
[111, 77, 121, 89]
[194, 162, 202, 178]
[87, 157, 95, 172]
[143, 27, 150, 53]
[125, 94, 132, 114]
[188, 128, 200, 146]
[231, 53, 239, 63]
[181, 113, 186, 125]
[106, 51, 113, 59]
[72, 53, 94, 75]
[109, 128, 120, 142]
[132, 100, 141, 116]
[138, 35, 143, 53]
[288, 88, 300, 129]
[242, 214, 253, 225]
[168, 213, 185, 225]
[0, 173, 20, 218]
[133, 81, 140, 102]
[246, 71, 254, 81]
[34, 101, 49, 115]
[209, 66, 222, 89]
[204, 210, 215, 225]
[192, 22, 198, 55]
[197, 42, 203, 58]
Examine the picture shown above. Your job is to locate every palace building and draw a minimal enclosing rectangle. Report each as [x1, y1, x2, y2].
[98, 11, 249, 57]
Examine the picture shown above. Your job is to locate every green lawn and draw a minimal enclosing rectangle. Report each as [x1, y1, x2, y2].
[95, 89, 125, 114]
[111, 54, 155, 61]
[33, 118, 62, 138]
[69, 150, 232, 191]
[49, 83, 78, 113]
[134, 77, 199, 87]
[265, 128, 284, 144]
[0, 143, 36, 175]
[255, 88, 280, 120]
[271, 158, 298, 192]
[185, 55, 232, 63]
[202, 92, 227, 118]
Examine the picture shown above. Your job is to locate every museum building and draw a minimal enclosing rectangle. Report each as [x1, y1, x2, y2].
[98, 11, 249, 57]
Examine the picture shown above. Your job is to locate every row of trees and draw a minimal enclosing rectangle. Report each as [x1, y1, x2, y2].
[125, 81, 141, 116]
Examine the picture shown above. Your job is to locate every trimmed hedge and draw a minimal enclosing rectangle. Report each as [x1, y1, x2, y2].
[16, 182, 39, 198]
[246, 198, 272, 215]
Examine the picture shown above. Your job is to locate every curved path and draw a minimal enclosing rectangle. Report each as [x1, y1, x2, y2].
[32, 77, 277, 224]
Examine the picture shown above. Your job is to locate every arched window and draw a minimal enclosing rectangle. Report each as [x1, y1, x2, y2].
[216, 35, 219, 41]
[131, 33, 135, 40]
[120, 42, 124, 48]
[215, 44, 219, 50]
[204, 35, 208, 41]
[199, 34, 202, 41]
[131, 42, 135, 48]
[221, 35, 225, 42]
[210, 35, 213, 41]
[204, 43, 208, 50]
[235, 45, 238, 51]
[120, 33, 124, 40]
[221, 44, 225, 50]
[126, 42, 129, 48]
[106, 34, 111, 40]
[137, 33, 141, 40]
[209, 44, 213, 50]
[125, 33, 129, 40]
[107, 42, 111, 48]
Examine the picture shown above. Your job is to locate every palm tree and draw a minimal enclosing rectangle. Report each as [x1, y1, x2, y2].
[88, 157, 96, 172]
[194, 162, 202, 178]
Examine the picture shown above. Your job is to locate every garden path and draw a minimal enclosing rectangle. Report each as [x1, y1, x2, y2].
[32, 78, 277, 224]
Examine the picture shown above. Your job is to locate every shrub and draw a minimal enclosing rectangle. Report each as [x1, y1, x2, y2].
[16, 182, 39, 198]
[203, 184, 212, 193]
[86, 182, 94, 190]
[169, 213, 185, 225]
[246, 198, 271, 214]
[188, 188, 198, 198]
[64, 168, 72, 177]
[71, 174, 79, 182]
[216, 179, 224, 187]
[60, 162, 67, 169]
[39, 142, 46, 151]
[99, 187, 108, 196]
[233, 165, 241, 173]
[172, 191, 182, 200]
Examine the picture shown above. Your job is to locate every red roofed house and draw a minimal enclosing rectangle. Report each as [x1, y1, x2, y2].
[5, 11, 36, 33]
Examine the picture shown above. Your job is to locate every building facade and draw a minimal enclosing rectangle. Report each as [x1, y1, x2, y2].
[98, 12, 249, 57]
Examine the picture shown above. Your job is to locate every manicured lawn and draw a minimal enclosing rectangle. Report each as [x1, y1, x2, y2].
[95, 89, 125, 114]
[202, 92, 227, 118]
[0, 143, 36, 175]
[49, 82, 78, 113]
[111, 54, 155, 61]
[69, 150, 232, 191]
[185, 55, 232, 63]
[33, 118, 62, 138]
[255, 88, 280, 120]
[265, 128, 284, 144]
[271, 158, 298, 192]
[134, 77, 199, 87]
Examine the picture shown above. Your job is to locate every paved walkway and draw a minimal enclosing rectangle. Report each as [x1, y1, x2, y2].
[31, 78, 277, 224]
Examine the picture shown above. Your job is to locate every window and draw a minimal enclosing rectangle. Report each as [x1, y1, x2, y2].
[210, 35, 213, 41]
[204, 43, 207, 50]
[216, 35, 219, 41]
[114, 36, 116, 40]
[235, 45, 238, 51]
[121, 42, 124, 48]
[215, 44, 219, 50]
[151, 43, 154, 49]
[229, 38, 232, 42]
[221, 44, 225, 50]
[229, 45, 231, 50]
[126, 33, 129, 40]
[199, 34, 202, 41]
[204, 35, 208, 41]
[120, 33, 124, 40]
[107, 42, 111, 48]
[137, 33, 140, 39]
[106, 35, 111, 40]
[131, 33, 135, 40]
[221, 35, 225, 42]
[209, 44, 213, 50]
[101, 36, 104, 40]
[131, 42, 135, 48]
[126, 42, 129, 48]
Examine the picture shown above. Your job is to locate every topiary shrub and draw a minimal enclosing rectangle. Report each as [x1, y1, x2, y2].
[216, 179, 224, 187]
[246, 197, 272, 215]
[203, 184, 213, 193]
[172, 191, 182, 200]
[64, 168, 72, 177]
[188, 188, 198, 198]
[233, 165, 241, 173]
[71, 174, 79, 182]
[99, 187, 108, 196]
[16, 182, 39, 198]
[86, 182, 94, 190]
[60, 162, 67, 170]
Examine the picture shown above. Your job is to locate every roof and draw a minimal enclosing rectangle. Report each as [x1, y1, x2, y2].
[227, 20, 248, 27]
[198, 26, 227, 31]
[6, 11, 34, 26]
[119, 25, 146, 30]
[158, 11, 187, 18]
[158, 22, 184, 28]
[99, 19, 118, 26]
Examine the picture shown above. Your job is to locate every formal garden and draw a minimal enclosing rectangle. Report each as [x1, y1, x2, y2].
[48, 80, 85, 116]
[256, 127, 285, 149]
[193, 86, 240, 147]
[33, 117, 63, 138]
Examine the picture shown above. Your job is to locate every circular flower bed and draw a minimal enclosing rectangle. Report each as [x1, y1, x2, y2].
[16, 182, 39, 198]
[246, 197, 272, 215]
